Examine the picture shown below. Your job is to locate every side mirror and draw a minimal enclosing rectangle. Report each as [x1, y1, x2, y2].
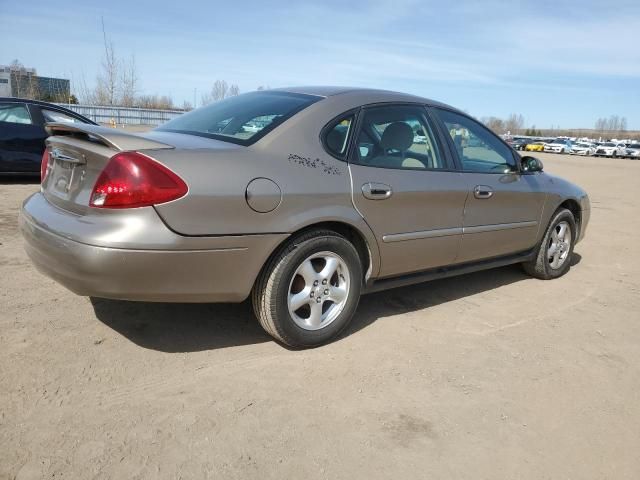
[521, 156, 543, 172]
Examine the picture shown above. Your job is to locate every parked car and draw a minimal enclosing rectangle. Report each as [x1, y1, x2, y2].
[507, 137, 530, 151]
[594, 142, 627, 158]
[242, 122, 261, 133]
[524, 141, 546, 152]
[544, 138, 572, 154]
[0, 97, 96, 175]
[625, 145, 640, 159]
[570, 142, 596, 156]
[20, 87, 590, 347]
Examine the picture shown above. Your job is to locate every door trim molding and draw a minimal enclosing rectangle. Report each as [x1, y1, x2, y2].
[382, 220, 537, 243]
[463, 220, 537, 234]
[382, 227, 462, 243]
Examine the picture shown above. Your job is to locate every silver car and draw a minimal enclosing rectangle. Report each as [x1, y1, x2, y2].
[20, 87, 590, 347]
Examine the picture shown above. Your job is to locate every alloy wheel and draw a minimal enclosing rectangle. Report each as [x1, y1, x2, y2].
[547, 221, 572, 269]
[287, 251, 351, 331]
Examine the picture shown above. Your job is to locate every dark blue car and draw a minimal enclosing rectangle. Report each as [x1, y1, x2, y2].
[0, 97, 96, 175]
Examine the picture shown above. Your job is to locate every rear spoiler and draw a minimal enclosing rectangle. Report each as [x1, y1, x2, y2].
[45, 122, 174, 151]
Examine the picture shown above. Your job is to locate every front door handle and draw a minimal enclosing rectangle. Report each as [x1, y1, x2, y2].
[474, 185, 494, 199]
[362, 182, 393, 200]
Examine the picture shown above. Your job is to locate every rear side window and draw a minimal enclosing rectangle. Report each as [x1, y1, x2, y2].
[158, 91, 320, 145]
[351, 105, 446, 170]
[323, 115, 354, 159]
[42, 109, 84, 124]
[0, 103, 32, 125]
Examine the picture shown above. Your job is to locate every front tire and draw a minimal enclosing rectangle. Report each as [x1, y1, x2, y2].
[252, 230, 362, 348]
[522, 208, 576, 280]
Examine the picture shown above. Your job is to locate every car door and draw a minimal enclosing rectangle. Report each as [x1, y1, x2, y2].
[344, 104, 468, 278]
[0, 102, 46, 173]
[431, 107, 546, 263]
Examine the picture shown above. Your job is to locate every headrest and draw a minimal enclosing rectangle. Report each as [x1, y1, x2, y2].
[381, 122, 414, 152]
[326, 129, 346, 154]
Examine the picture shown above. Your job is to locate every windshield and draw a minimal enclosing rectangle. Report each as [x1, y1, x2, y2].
[603, 142, 615, 147]
[157, 91, 321, 145]
[552, 138, 567, 144]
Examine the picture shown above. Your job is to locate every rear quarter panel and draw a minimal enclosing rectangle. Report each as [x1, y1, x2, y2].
[151, 97, 382, 275]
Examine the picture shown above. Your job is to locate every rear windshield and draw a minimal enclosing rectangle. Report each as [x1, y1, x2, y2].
[157, 91, 321, 145]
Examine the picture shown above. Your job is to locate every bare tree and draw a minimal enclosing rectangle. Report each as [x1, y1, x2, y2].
[119, 55, 138, 107]
[213, 80, 229, 101]
[9, 60, 39, 99]
[95, 18, 118, 105]
[504, 113, 525, 134]
[201, 80, 240, 105]
[136, 94, 174, 109]
[481, 116, 505, 134]
[75, 71, 97, 105]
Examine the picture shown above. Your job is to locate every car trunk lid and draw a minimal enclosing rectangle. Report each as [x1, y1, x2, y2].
[41, 123, 175, 214]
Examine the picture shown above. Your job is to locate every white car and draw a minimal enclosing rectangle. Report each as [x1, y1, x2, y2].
[544, 138, 572, 154]
[242, 123, 262, 133]
[625, 145, 640, 159]
[570, 142, 596, 156]
[594, 142, 627, 157]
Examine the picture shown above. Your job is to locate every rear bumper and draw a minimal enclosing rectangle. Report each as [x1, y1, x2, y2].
[20, 193, 288, 302]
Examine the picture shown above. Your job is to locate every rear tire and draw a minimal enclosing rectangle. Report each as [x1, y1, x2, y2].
[252, 230, 362, 348]
[522, 208, 576, 280]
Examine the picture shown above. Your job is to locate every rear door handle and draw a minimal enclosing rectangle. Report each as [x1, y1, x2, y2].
[474, 185, 494, 199]
[362, 182, 392, 200]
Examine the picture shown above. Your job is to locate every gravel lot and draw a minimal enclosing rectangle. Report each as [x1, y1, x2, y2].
[1, 153, 639, 479]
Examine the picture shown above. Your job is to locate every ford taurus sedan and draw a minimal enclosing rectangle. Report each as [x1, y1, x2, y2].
[20, 87, 590, 347]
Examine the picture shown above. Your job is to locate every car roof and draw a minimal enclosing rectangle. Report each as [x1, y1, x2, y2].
[0, 96, 72, 108]
[0, 97, 97, 124]
[272, 86, 456, 110]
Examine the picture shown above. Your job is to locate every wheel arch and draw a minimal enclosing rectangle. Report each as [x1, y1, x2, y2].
[557, 198, 582, 239]
[253, 219, 380, 294]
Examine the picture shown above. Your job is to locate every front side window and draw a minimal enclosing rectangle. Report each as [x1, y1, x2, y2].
[0, 103, 32, 125]
[434, 108, 516, 173]
[158, 91, 320, 145]
[42, 109, 84, 124]
[350, 105, 445, 170]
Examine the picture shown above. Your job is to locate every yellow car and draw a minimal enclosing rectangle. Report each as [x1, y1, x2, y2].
[525, 141, 546, 152]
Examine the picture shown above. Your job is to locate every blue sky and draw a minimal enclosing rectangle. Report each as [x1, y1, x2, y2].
[1, 0, 639, 129]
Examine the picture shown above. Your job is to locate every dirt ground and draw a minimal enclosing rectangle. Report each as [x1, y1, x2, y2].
[1, 153, 639, 479]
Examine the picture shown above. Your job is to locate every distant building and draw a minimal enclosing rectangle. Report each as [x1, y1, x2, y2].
[0, 64, 70, 101]
[0, 67, 11, 97]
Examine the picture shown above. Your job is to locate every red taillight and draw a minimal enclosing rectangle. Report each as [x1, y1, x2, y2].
[90, 152, 188, 208]
[41, 149, 50, 183]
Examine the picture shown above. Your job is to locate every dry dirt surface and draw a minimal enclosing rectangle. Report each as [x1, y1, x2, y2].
[1, 153, 639, 479]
